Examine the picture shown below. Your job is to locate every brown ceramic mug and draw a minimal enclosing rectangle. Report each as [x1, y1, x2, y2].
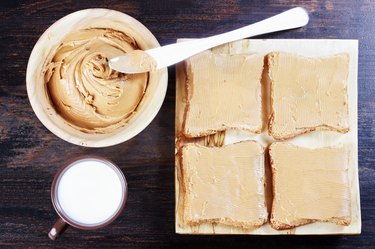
[49, 156, 127, 240]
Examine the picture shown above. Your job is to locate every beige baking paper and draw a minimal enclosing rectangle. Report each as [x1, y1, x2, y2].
[175, 39, 360, 234]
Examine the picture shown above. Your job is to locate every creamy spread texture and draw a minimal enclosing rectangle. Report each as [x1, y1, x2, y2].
[270, 142, 351, 228]
[183, 50, 263, 137]
[182, 141, 268, 228]
[268, 52, 350, 139]
[44, 28, 148, 133]
[110, 49, 156, 73]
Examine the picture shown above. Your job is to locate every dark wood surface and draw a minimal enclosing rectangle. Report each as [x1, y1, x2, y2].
[1, 0, 374, 248]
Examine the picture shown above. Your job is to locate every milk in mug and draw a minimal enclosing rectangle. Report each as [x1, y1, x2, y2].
[56, 159, 125, 226]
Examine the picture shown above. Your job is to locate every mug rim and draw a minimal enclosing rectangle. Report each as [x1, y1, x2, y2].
[50, 155, 128, 230]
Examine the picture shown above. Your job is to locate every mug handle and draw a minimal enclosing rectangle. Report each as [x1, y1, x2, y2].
[48, 218, 69, 240]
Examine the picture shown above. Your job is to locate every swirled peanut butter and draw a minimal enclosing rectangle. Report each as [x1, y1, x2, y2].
[43, 28, 148, 133]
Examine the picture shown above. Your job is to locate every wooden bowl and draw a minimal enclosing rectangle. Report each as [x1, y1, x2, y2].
[26, 9, 168, 147]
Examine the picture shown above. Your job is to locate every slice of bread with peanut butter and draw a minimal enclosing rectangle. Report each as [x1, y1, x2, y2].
[267, 52, 350, 140]
[183, 50, 264, 138]
[181, 141, 268, 229]
[269, 142, 351, 230]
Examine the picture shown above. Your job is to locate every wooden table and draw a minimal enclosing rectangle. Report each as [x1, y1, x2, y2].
[1, 1, 374, 248]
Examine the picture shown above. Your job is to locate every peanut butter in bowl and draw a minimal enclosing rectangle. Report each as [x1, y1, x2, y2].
[44, 28, 148, 134]
[26, 9, 168, 147]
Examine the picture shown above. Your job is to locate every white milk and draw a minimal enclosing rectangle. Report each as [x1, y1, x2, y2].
[56, 159, 124, 225]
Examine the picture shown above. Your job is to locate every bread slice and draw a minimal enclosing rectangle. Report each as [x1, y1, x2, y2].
[183, 50, 263, 138]
[181, 141, 268, 229]
[267, 52, 350, 140]
[269, 142, 351, 230]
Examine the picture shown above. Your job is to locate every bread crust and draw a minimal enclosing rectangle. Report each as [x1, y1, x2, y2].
[268, 111, 349, 140]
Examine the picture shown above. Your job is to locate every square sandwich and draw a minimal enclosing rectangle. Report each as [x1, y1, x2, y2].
[183, 50, 264, 137]
[269, 142, 351, 230]
[181, 141, 268, 229]
[267, 52, 350, 140]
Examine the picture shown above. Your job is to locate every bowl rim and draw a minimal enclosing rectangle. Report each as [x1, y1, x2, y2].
[26, 8, 168, 147]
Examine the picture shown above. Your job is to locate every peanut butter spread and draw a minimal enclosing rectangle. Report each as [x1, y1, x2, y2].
[182, 141, 268, 228]
[44, 28, 148, 133]
[110, 49, 156, 73]
[268, 52, 350, 140]
[183, 50, 263, 137]
[270, 142, 351, 229]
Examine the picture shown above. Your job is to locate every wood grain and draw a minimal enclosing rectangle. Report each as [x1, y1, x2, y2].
[0, 0, 374, 248]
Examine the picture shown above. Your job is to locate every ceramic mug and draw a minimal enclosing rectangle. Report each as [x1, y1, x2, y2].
[49, 156, 127, 240]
